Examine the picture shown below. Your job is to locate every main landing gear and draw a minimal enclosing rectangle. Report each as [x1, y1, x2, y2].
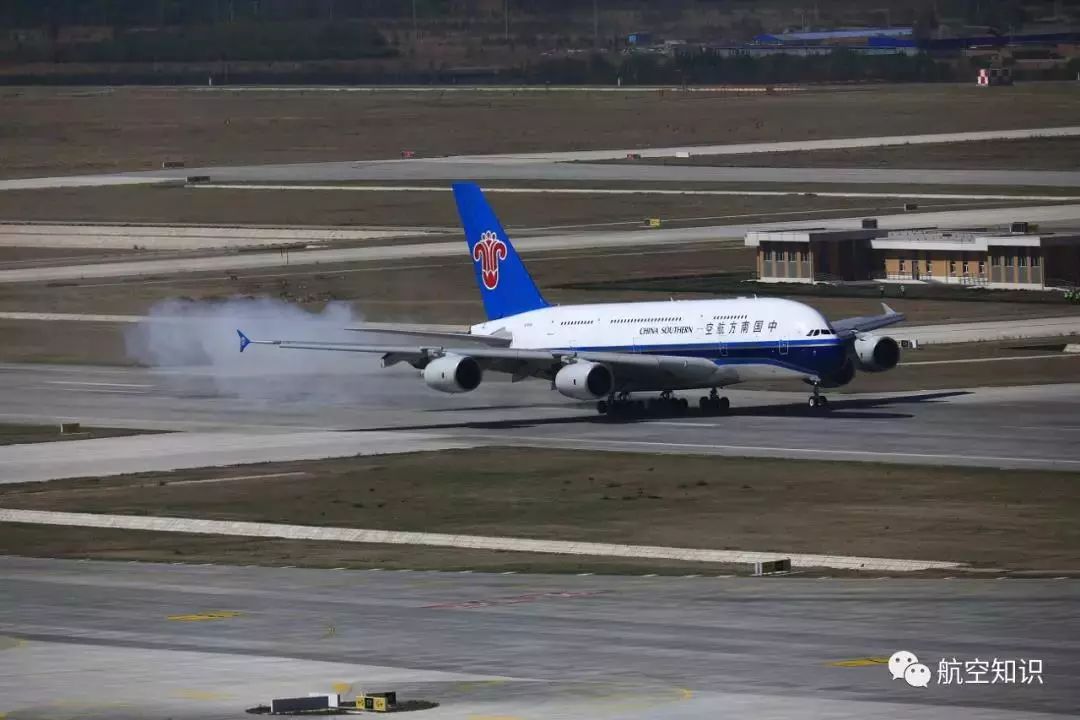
[598, 391, 689, 417]
[597, 390, 728, 417]
[698, 387, 730, 415]
[808, 383, 830, 410]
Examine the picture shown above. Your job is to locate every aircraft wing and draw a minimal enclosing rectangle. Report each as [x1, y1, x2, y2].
[345, 326, 513, 347]
[237, 330, 724, 385]
[830, 303, 906, 338]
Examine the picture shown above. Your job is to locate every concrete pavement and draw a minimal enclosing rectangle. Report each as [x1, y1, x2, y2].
[0, 557, 1075, 719]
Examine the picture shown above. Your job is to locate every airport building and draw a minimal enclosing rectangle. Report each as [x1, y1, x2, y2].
[746, 225, 1080, 290]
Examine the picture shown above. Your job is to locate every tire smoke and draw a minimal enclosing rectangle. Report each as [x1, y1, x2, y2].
[125, 297, 379, 401]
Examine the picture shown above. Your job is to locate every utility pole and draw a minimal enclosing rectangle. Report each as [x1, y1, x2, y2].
[504, 0, 510, 42]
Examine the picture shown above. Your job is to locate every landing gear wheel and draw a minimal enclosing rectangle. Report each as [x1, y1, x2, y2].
[808, 395, 830, 410]
[597, 400, 609, 415]
[717, 396, 730, 412]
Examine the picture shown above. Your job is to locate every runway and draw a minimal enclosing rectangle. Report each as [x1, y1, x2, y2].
[1, 362, 1078, 476]
[0, 557, 1076, 719]
[3, 203, 1079, 283]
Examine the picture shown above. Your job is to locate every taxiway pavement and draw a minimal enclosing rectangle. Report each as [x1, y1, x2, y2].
[0, 363, 1078, 478]
[0, 557, 1075, 719]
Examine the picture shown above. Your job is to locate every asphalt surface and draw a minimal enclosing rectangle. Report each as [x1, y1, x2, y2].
[1, 362, 1078, 477]
[0, 557, 1076, 719]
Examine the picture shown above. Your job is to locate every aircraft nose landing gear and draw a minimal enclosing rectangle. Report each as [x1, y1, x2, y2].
[808, 383, 830, 410]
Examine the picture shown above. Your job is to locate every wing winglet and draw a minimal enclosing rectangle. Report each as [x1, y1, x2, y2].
[237, 329, 251, 353]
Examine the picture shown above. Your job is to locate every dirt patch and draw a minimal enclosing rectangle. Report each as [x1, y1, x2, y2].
[3, 84, 1079, 179]
[0, 447, 1076, 572]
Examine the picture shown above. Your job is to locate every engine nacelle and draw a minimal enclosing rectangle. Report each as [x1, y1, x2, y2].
[852, 334, 900, 373]
[554, 361, 614, 400]
[820, 357, 856, 388]
[422, 354, 482, 393]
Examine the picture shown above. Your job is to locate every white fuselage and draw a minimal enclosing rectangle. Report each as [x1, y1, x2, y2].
[471, 297, 849, 388]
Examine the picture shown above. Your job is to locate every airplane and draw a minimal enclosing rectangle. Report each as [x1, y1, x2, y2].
[237, 182, 905, 417]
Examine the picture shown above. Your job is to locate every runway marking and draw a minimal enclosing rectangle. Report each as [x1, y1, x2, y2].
[650, 421, 720, 428]
[829, 657, 889, 668]
[902, 354, 1078, 366]
[43, 381, 152, 388]
[498, 434, 1080, 467]
[167, 610, 243, 622]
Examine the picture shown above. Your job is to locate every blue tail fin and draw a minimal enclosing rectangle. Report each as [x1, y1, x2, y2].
[452, 182, 548, 321]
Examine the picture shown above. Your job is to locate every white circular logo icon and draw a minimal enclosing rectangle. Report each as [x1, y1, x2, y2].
[904, 663, 932, 688]
[888, 650, 919, 681]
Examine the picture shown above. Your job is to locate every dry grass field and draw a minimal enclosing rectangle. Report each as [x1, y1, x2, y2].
[1, 447, 1076, 573]
[0, 183, 972, 229]
[3, 83, 1079, 178]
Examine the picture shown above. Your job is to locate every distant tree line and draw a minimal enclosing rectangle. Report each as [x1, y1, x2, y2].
[2, 21, 395, 63]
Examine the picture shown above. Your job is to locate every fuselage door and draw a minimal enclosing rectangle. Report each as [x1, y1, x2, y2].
[778, 337, 789, 356]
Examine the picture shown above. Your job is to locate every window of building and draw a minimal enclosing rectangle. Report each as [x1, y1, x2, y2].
[898, 257, 906, 272]
[1005, 254, 1014, 267]
[1018, 254, 1027, 267]
[1032, 254, 1041, 267]
[949, 260, 957, 275]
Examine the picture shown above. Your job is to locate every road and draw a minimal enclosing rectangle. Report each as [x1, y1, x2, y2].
[1, 363, 1078, 477]
[0, 557, 1075, 720]
[2, 203, 1079, 283]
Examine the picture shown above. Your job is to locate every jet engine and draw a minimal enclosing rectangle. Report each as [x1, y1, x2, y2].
[819, 357, 856, 388]
[554, 361, 613, 400]
[852, 334, 900, 373]
[423, 354, 482, 393]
